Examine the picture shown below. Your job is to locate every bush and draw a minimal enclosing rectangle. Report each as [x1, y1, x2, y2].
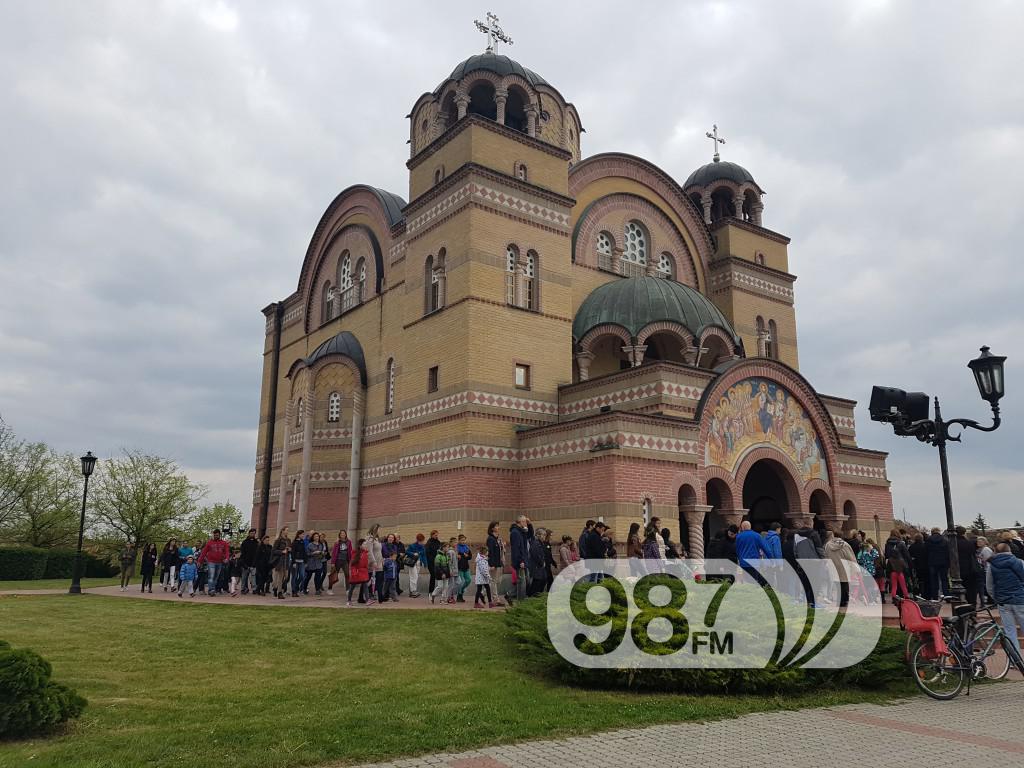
[41, 549, 117, 579]
[0, 641, 86, 738]
[0, 548, 48, 581]
[505, 591, 908, 695]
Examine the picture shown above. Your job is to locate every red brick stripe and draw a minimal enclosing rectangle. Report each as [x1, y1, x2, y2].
[826, 710, 1024, 754]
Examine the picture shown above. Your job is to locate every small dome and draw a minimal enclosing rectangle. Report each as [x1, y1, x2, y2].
[573, 277, 741, 346]
[305, 331, 367, 385]
[442, 52, 549, 91]
[684, 159, 756, 190]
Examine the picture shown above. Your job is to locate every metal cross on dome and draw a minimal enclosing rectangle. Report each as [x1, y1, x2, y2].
[474, 12, 513, 53]
[706, 124, 725, 162]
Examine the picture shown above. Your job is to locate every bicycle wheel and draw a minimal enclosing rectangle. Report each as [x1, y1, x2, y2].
[1002, 636, 1024, 675]
[911, 643, 965, 700]
[981, 637, 1012, 680]
[905, 633, 923, 666]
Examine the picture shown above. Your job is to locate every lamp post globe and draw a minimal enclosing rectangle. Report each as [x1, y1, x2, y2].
[69, 452, 97, 595]
[968, 346, 1006, 406]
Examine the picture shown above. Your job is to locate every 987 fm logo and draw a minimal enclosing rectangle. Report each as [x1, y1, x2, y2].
[546, 559, 882, 669]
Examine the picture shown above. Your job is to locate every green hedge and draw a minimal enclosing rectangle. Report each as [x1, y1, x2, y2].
[505, 591, 909, 695]
[0, 547, 116, 581]
[0, 639, 87, 738]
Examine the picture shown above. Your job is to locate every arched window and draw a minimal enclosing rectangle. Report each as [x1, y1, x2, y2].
[505, 244, 518, 305]
[433, 166, 444, 185]
[642, 498, 652, 525]
[505, 88, 528, 133]
[327, 392, 342, 423]
[355, 258, 366, 304]
[514, 161, 528, 181]
[322, 282, 334, 323]
[295, 398, 303, 429]
[596, 231, 614, 271]
[525, 250, 538, 310]
[768, 320, 779, 360]
[338, 251, 356, 313]
[657, 252, 675, 280]
[755, 252, 767, 266]
[424, 255, 435, 314]
[467, 81, 497, 121]
[621, 221, 647, 277]
[385, 358, 396, 414]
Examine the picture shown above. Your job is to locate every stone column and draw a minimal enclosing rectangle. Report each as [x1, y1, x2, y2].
[719, 508, 748, 528]
[495, 91, 507, 125]
[297, 383, 314, 530]
[683, 504, 713, 560]
[611, 246, 624, 274]
[701, 192, 712, 225]
[621, 345, 647, 368]
[434, 267, 447, 309]
[733, 192, 746, 221]
[817, 515, 847, 535]
[513, 254, 526, 308]
[526, 107, 537, 136]
[456, 95, 469, 120]
[751, 201, 764, 227]
[575, 351, 595, 382]
[275, 399, 293, 532]
[757, 329, 769, 357]
[346, 388, 365, 535]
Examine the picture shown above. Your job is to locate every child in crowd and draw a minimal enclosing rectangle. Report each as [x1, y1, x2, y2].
[382, 551, 399, 602]
[228, 549, 243, 597]
[177, 555, 198, 598]
[346, 539, 370, 606]
[456, 534, 471, 603]
[444, 537, 459, 604]
[474, 546, 493, 608]
[430, 543, 452, 604]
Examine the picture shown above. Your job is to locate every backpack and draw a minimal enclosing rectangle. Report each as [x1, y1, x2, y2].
[434, 552, 450, 578]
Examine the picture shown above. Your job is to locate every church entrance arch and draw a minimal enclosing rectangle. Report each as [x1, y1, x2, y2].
[677, 484, 697, 556]
[703, 477, 732, 541]
[742, 459, 791, 530]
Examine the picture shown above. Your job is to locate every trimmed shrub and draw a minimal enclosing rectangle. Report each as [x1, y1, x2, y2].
[0, 548, 48, 581]
[41, 549, 116, 579]
[0, 642, 86, 738]
[505, 592, 908, 694]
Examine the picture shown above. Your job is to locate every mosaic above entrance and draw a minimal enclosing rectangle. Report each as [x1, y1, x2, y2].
[705, 378, 828, 483]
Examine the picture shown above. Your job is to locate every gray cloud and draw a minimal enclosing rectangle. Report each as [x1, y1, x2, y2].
[2, 1, 1021, 526]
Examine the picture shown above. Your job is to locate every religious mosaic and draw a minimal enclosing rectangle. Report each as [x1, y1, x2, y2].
[705, 378, 828, 483]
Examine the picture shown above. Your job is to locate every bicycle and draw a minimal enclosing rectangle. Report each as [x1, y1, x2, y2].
[897, 596, 1024, 700]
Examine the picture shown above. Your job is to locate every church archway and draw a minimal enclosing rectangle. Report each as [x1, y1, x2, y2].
[468, 81, 497, 121]
[810, 489, 835, 532]
[703, 477, 732, 541]
[677, 484, 697, 557]
[741, 458, 796, 531]
[505, 86, 528, 133]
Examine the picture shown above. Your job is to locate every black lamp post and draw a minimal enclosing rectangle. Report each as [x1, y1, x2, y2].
[870, 346, 1006, 603]
[222, 521, 234, 540]
[69, 451, 98, 595]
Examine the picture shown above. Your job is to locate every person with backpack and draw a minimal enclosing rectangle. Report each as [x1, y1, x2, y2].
[347, 539, 370, 606]
[425, 530, 442, 597]
[430, 540, 453, 604]
[456, 534, 472, 602]
[986, 542, 1024, 655]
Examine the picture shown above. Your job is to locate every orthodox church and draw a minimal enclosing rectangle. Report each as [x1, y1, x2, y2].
[251, 28, 894, 556]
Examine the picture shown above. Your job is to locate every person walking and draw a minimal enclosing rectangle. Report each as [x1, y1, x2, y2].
[823, 530, 858, 606]
[255, 534, 273, 595]
[290, 530, 307, 597]
[474, 546, 494, 607]
[527, 529, 548, 597]
[139, 543, 158, 593]
[382, 550, 400, 602]
[486, 522, 505, 604]
[239, 528, 260, 595]
[430, 541, 452, 605]
[177, 555, 198, 597]
[330, 530, 352, 597]
[558, 535, 574, 571]
[986, 542, 1024, 655]
[271, 527, 291, 600]
[884, 528, 912, 601]
[364, 524, 384, 604]
[425, 530, 442, 597]
[159, 538, 179, 591]
[976, 536, 994, 606]
[404, 533, 426, 597]
[925, 527, 950, 599]
[347, 540, 370, 606]
[198, 529, 231, 597]
[119, 540, 137, 591]
[955, 526, 979, 607]
[908, 533, 929, 597]
[456, 534, 472, 602]
[734, 520, 770, 570]
[509, 516, 533, 602]
[304, 532, 329, 595]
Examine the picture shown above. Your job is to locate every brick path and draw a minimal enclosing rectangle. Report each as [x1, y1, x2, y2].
[334, 683, 1023, 768]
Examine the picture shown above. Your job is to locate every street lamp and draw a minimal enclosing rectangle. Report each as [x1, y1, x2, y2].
[69, 451, 98, 595]
[222, 521, 234, 540]
[869, 346, 1006, 603]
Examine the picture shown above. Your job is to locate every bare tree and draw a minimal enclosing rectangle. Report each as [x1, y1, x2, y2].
[0, 417, 49, 530]
[90, 449, 206, 547]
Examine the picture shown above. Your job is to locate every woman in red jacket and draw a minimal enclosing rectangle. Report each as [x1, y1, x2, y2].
[347, 539, 370, 606]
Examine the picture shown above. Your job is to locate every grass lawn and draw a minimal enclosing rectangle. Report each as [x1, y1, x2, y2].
[0, 595, 907, 768]
[0, 577, 120, 591]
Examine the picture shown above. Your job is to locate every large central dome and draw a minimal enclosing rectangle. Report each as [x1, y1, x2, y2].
[573, 277, 740, 345]
[441, 52, 549, 91]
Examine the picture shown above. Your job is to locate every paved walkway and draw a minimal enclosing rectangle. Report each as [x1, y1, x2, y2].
[335, 683, 1023, 768]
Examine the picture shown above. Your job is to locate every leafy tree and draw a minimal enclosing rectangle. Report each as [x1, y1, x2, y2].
[90, 450, 206, 551]
[9, 451, 82, 548]
[179, 502, 246, 544]
[971, 513, 989, 535]
[0, 418, 49, 531]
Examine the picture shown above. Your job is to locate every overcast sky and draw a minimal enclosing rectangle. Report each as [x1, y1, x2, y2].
[2, 1, 1021, 528]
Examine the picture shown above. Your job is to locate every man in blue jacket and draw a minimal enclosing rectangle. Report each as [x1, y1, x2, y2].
[986, 543, 1024, 655]
[509, 516, 534, 601]
[735, 520, 770, 569]
[763, 522, 783, 559]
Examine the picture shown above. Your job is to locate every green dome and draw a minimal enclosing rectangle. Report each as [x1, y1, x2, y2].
[684, 159, 756, 189]
[573, 277, 740, 346]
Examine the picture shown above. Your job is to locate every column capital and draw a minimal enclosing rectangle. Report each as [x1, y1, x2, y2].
[718, 508, 748, 528]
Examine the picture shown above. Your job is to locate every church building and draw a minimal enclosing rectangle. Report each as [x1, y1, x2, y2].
[251, 29, 894, 556]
